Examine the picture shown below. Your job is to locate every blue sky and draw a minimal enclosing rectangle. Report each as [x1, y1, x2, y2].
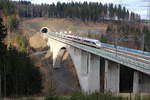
[11, 0, 149, 19]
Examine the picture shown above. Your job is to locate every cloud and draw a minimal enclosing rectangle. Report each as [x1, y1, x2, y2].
[134, 10, 147, 19]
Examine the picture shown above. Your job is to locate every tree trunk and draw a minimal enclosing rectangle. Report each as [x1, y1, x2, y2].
[0, 74, 1, 98]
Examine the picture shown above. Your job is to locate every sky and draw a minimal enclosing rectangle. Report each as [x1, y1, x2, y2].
[11, 0, 149, 19]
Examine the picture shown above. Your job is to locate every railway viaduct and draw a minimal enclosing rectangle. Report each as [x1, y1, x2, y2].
[42, 31, 150, 94]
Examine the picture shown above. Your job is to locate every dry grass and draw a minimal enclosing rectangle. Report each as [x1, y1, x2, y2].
[29, 33, 47, 49]
[19, 18, 107, 34]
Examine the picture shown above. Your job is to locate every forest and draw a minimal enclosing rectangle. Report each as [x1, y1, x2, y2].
[1, 0, 140, 22]
[0, 17, 42, 97]
[0, 0, 42, 97]
[106, 23, 150, 51]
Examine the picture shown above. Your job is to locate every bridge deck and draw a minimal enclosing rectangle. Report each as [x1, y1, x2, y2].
[45, 33, 150, 75]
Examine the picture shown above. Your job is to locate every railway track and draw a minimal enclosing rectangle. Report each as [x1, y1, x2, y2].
[102, 47, 150, 65]
[103, 46, 150, 60]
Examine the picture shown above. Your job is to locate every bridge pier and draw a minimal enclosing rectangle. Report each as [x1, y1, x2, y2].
[53, 48, 66, 68]
[52, 45, 101, 93]
[48, 38, 66, 68]
[69, 48, 100, 93]
[88, 54, 100, 93]
[104, 60, 120, 93]
[138, 73, 150, 93]
[133, 71, 150, 93]
[133, 71, 139, 93]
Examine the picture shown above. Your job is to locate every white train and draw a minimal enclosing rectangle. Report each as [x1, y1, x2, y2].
[63, 34, 102, 48]
[40, 27, 102, 48]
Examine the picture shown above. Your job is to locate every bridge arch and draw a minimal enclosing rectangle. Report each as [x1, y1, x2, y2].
[52, 47, 81, 93]
[52, 46, 84, 89]
[48, 37, 100, 92]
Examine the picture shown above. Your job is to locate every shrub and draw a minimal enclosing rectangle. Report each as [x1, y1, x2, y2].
[7, 15, 18, 32]
[45, 95, 70, 100]
[15, 34, 28, 52]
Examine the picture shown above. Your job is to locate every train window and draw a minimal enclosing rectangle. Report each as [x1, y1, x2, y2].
[84, 40, 90, 43]
[96, 41, 100, 44]
[92, 42, 96, 45]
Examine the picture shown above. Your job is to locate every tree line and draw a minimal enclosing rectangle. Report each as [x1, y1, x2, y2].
[0, 0, 19, 32]
[0, 0, 42, 97]
[12, 1, 140, 22]
[106, 24, 150, 51]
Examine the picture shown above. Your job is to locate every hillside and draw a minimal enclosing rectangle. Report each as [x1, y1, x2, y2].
[21, 18, 107, 95]
[18, 18, 109, 94]
[20, 18, 147, 51]
[19, 18, 107, 35]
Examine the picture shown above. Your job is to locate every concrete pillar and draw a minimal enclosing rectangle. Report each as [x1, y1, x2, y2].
[52, 47, 62, 68]
[104, 60, 120, 93]
[72, 48, 82, 72]
[139, 73, 150, 93]
[69, 48, 100, 93]
[48, 38, 66, 68]
[47, 38, 51, 47]
[104, 60, 108, 91]
[81, 51, 89, 76]
[78, 52, 100, 93]
[133, 71, 139, 93]
[68, 47, 88, 92]
[88, 54, 100, 93]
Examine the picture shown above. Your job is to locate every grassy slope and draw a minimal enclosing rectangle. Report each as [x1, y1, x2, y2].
[19, 18, 107, 36]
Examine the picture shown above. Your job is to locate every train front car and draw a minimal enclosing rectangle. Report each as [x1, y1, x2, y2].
[63, 34, 102, 48]
[95, 40, 102, 48]
[83, 38, 102, 48]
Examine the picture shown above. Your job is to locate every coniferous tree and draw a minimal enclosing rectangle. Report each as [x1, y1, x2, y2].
[10, 1, 140, 22]
[0, 18, 42, 97]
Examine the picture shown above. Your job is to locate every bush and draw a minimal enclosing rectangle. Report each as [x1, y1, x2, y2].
[0, 0, 15, 16]
[0, 17, 42, 97]
[0, 45, 42, 97]
[106, 25, 113, 32]
[15, 34, 28, 52]
[45, 95, 70, 100]
[70, 92, 84, 100]
[100, 34, 108, 43]
[7, 15, 18, 32]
